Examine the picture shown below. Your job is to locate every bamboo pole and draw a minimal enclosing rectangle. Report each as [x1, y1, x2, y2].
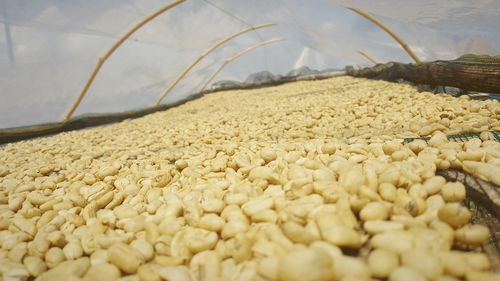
[63, 0, 186, 122]
[348, 7, 422, 65]
[356, 50, 379, 65]
[154, 22, 275, 106]
[200, 37, 284, 91]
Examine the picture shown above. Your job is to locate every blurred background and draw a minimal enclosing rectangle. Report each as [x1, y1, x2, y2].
[1, 0, 499, 128]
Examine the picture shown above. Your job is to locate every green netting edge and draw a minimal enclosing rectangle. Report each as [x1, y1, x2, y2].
[403, 131, 500, 143]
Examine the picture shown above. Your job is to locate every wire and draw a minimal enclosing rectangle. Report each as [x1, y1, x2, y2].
[0, 18, 200, 52]
[201, 0, 251, 27]
[201, 0, 270, 71]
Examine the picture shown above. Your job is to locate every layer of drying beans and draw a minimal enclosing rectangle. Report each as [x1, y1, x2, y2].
[1, 76, 499, 281]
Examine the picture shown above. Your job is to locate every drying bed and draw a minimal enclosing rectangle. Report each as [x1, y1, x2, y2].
[0, 76, 499, 281]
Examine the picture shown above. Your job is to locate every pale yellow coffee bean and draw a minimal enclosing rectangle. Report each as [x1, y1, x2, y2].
[226, 233, 253, 263]
[158, 266, 192, 281]
[312, 169, 336, 182]
[347, 195, 368, 214]
[130, 239, 154, 261]
[426, 194, 446, 211]
[12, 217, 36, 238]
[220, 205, 246, 222]
[458, 150, 485, 162]
[382, 141, 401, 155]
[0, 164, 9, 177]
[423, 176, 446, 195]
[363, 220, 404, 234]
[408, 140, 427, 154]
[379, 167, 400, 186]
[221, 220, 249, 239]
[437, 159, 451, 170]
[368, 248, 399, 279]
[410, 224, 453, 251]
[113, 205, 138, 220]
[465, 271, 500, 281]
[96, 191, 115, 209]
[3, 267, 30, 281]
[332, 255, 370, 281]
[47, 231, 66, 248]
[152, 173, 172, 188]
[27, 191, 50, 206]
[241, 196, 274, 216]
[389, 266, 427, 281]
[401, 249, 443, 280]
[359, 202, 389, 221]
[358, 186, 380, 201]
[428, 132, 448, 147]
[439, 251, 467, 278]
[287, 165, 310, 181]
[430, 220, 455, 243]
[309, 241, 342, 259]
[462, 160, 500, 185]
[479, 131, 492, 141]
[95, 166, 119, 180]
[441, 182, 466, 202]
[321, 143, 337, 155]
[63, 242, 83, 260]
[224, 193, 248, 206]
[392, 150, 408, 161]
[90, 249, 108, 265]
[455, 224, 490, 246]
[23, 256, 47, 277]
[260, 148, 277, 163]
[83, 263, 121, 281]
[463, 252, 490, 271]
[379, 182, 397, 202]
[394, 193, 427, 217]
[199, 213, 225, 232]
[8, 195, 24, 212]
[371, 230, 413, 253]
[116, 216, 145, 233]
[200, 197, 225, 214]
[137, 263, 161, 281]
[108, 243, 144, 274]
[184, 228, 218, 253]
[258, 256, 280, 280]
[438, 203, 471, 228]
[248, 166, 278, 183]
[281, 221, 317, 245]
[36, 257, 90, 281]
[45, 247, 66, 268]
[175, 159, 188, 171]
[8, 242, 27, 263]
[278, 248, 333, 281]
[339, 167, 364, 193]
[190, 250, 221, 281]
[408, 183, 427, 199]
[320, 224, 363, 248]
[305, 156, 324, 169]
[251, 209, 278, 223]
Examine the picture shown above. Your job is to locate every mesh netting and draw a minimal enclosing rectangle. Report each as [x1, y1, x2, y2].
[438, 169, 500, 270]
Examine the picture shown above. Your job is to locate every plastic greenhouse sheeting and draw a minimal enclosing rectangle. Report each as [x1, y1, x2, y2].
[1, 0, 499, 128]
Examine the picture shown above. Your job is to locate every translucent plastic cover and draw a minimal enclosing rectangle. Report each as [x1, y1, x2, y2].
[1, 0, 499, 128]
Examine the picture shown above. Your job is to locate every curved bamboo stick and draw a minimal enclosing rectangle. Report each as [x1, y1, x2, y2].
[154, 22, 275, 106]
[63, 0, 186, 122]
[348, 8, 422, 65]
[357, 50, 379, 65]
[200, 37, 284, 91]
